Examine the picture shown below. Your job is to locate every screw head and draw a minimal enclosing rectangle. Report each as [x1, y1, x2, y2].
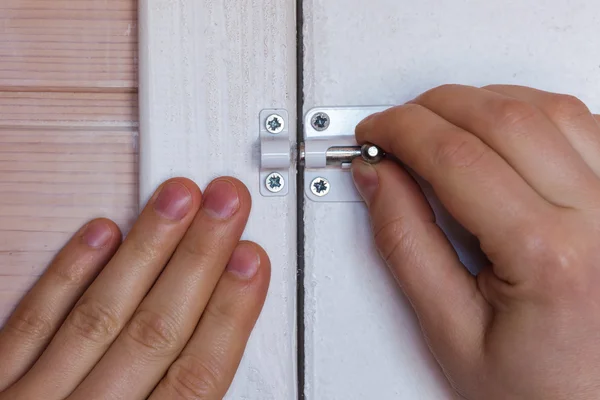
[310, 177, 330, 197]
[266, 172, 285, 193]
[311, 112, 330, 131]
[265, 114, 285, 134]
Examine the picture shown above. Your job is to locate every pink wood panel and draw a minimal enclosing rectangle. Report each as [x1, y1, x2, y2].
[0, 1, 138, 323]
[0, 0, 137, 89]
[0, 92, 137, 126]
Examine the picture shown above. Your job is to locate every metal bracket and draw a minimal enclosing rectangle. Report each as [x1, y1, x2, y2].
[259, 106, 390, 201]
[259, 109, 291, 197]
[303, 106, 390, 202]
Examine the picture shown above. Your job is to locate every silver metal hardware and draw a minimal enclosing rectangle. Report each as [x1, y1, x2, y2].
[361, 143, 385, 164]
[303, 106, 391, 202]
[259, 106, 391, 201]
[260, 109, 291, 197]
[265, 172, 285, 193]
[311, 112, 330, 131]
[310, 177, 330, 197]
[298, 143, 385, 167]
[265, 114, 285, 134]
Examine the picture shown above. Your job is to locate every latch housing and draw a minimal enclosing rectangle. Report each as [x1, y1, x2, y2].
[260, 106, 390, 202]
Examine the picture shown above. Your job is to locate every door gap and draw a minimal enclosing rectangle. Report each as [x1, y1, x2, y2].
[295, 0, 306, 398]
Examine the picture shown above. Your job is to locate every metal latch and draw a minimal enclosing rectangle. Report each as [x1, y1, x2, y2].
[259, 107, 390, 202]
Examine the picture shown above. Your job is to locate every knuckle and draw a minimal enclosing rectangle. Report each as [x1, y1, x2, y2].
[67, 300, 120, 344]
[400, 102, 428, 115]
[129, 236, 161, 261]
[546, 94, 590, 121]
[374, 216, 418, 265]
[4, 307, 53, 341]
[177, 236, 219, 261]
[424, 83, 459, 98]
[395, 102, 420, 113]
[164, 355, 224, 399]
[389, 103, 427, 124]
[519, 227, 585, 292]
[52, 259, 89, 287]
[521, 230, 565, 270]
[432, 136, 489, 171]
[481, 84, 499, 91]
[202, 301, 238, 334]
[492, 98, 539, 132]
[125, 309, 180, 357]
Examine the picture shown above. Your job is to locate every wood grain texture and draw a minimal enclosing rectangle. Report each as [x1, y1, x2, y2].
[139, 1, 298, 398]
[303, 0, 600, 398]
[0, 1, 138, 324]
[0, 0, 137, 89]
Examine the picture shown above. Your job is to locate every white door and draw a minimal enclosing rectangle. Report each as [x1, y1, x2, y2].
[139, 2, 298, 398]
[140, 1, 600, 398]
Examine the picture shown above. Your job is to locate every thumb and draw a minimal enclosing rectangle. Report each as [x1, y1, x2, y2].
[352, 158, 490, 367]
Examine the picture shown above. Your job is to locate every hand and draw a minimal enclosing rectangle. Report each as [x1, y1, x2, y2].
[352, 85, 600, 400]
[0, 178, 270, 400]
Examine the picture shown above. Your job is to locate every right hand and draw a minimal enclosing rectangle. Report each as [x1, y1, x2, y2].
[352, 84, 600, 399]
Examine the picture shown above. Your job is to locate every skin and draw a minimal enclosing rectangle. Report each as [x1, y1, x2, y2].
[0, 177, 271, 400]
[0, 84, 598, 399]
[352, 84, 600, 399]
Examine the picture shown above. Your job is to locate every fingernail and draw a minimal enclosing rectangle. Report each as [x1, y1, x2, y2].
[203, 180, 240, 219]
[82, 220, 113, 249]
[356, 112, 379, 131]
[227, 244, 260, 279]
[153, 182, 193, 221]
[352, 160, 379, 204]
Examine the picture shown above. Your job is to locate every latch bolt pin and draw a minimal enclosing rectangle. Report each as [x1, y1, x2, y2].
[298, 143, 384, 167]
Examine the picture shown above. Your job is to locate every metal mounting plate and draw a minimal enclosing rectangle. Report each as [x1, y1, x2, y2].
[259, 109, 291, 197]
[304, 106, 391, 202]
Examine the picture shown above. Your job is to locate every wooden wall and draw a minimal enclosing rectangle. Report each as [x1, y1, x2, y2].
[0, 0, 138, 323]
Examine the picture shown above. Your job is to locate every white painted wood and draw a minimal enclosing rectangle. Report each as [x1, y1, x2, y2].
[303, 1, 600, 398]
[139, 1, 298, 398]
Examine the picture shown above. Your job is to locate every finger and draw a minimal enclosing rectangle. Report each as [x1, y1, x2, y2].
[484, 85, 600, 178]
[150, 242, 270, 400]
[476, 265, 514, 312]
[7, 178, 202, 400]
[352, 159, 491, 367]
[412, 84, 600, 208]
[69, 179, 252, 400]
[594, 114, 599, 124]
[356, 104, 551, 273]
[0, 219, 120, 391]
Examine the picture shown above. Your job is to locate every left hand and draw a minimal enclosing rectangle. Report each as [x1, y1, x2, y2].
[0, 177, 270, 400]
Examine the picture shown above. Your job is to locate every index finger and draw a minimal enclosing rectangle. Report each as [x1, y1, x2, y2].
[356, 104, 552, 274]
